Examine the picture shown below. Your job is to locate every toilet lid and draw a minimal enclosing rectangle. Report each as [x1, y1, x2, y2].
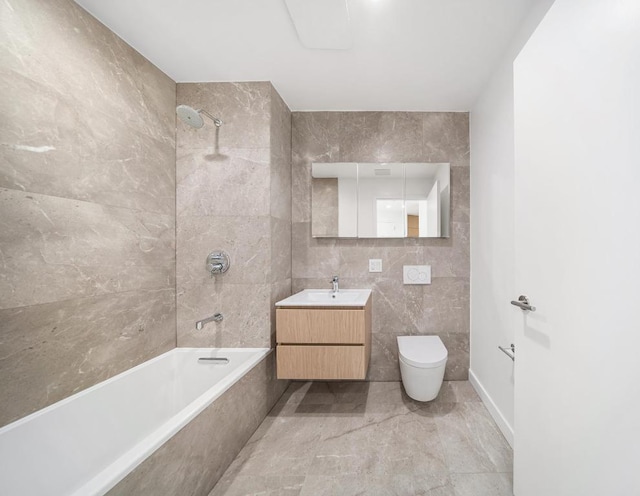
[397, 336, 448, 368]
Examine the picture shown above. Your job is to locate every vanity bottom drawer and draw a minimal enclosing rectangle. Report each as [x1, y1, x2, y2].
[276, 345, 366, 380]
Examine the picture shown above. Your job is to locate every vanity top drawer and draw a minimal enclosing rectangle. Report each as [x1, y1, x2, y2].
[276, 307, 367, 344]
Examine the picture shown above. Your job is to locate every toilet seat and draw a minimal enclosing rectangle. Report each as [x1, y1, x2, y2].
[397, 336, 447, 369]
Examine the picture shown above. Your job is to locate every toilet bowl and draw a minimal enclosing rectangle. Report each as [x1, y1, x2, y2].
[397, 336, 447, 402]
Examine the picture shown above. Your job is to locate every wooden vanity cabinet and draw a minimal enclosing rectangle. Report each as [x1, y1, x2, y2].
[276, 296, 371, 380]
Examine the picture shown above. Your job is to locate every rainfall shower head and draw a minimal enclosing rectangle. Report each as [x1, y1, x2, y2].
[176, 105, 223, 128]
[176, 105, 204, 128]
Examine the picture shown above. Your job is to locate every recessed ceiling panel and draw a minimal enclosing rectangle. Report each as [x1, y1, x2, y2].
[284, 0, 352, 49]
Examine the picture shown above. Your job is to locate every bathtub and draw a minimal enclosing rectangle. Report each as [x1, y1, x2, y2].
[0, 347, 274, 496]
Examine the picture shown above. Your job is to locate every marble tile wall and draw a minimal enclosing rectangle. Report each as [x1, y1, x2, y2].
[292, 112, 470, 381]
[176, 82, 292, 348]
[269, 86, 293, 346]
[0, 0, 177, 426]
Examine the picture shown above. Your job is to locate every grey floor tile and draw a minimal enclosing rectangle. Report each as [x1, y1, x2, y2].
[306, 415, 381, 476]
[210, 381, 513, 495]
[450, 473, 513, 496]
[300, 474, 455, 496]
[435, 381, 481, 404]
[433, 402, 512, 474]
[456, 403, 512, 472]
[308, 409, 448, 477]
[210, 475, 305, 496]
[298, 381, 370, 405]
[221, 415, 326, 478]
[366, 381, 406, 402]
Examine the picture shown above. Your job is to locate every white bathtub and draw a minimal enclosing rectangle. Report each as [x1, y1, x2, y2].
[0, 347, 271, 496]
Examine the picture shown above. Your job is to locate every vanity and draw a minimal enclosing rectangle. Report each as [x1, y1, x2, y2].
[275, 289, 372, 380]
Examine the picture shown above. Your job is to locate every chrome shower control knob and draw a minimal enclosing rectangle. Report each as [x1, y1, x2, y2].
[206, 251, 230, 276]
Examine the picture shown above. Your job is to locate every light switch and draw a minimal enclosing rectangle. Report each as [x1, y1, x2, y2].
[369, 259, 382, 272]
[403, 265, 431, 284]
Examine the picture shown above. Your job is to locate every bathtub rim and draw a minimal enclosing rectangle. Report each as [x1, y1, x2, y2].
[0, 347, 272, 496]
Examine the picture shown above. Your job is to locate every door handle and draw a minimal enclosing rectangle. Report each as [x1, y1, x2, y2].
[511, 295, 536, 312]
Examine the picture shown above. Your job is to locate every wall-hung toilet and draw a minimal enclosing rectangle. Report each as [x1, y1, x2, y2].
[397, 336, 448, 401]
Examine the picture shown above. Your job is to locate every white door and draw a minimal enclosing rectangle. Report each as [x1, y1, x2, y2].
[513, 1, 640, 495]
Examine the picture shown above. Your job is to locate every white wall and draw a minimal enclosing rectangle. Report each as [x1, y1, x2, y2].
[469, 0, 555, 445]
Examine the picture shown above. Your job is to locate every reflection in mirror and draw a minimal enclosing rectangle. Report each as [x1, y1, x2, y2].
[311, 163, 357, 237]
[376, 199, 405, 237]
[405, 163, 450, 238]
[357, 163, 405, 238]
[311, 162, 450, 238]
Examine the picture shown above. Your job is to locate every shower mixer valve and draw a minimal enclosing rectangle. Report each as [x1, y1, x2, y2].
[206, 251, 230, 276]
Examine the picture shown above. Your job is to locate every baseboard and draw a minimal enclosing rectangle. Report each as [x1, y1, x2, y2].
[468, 369, 514, 448]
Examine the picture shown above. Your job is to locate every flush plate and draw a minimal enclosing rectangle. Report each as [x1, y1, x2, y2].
[403, 265, 431, 285]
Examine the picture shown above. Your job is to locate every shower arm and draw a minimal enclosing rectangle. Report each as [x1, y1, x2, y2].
[198, 109, 223, 127]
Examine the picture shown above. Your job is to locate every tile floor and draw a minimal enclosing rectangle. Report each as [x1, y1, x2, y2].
[210, 381, 513, 496]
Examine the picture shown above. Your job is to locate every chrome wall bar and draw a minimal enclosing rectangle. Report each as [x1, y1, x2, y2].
[198, 357, 229, 364]
[498, 344, 515, 361]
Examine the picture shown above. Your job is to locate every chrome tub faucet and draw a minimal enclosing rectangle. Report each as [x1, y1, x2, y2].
[331, 276, 339, 293]
[195, 313, 223, 330]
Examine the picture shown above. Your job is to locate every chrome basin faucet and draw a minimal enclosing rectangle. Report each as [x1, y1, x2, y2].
[331, 276, 339, 294]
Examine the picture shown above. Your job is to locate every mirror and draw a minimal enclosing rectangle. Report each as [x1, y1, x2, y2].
[311, 162, 450, 238]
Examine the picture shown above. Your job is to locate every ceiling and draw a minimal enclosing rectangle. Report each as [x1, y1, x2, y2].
[75, 0, 536, 111]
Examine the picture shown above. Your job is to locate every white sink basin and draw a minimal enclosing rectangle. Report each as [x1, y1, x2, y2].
[276, 289, 372, 307]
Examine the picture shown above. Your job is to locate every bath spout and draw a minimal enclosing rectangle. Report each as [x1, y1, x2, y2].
[195, 313, 223, 330]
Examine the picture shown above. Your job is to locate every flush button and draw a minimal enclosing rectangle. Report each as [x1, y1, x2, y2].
[403, 265, 431, 285]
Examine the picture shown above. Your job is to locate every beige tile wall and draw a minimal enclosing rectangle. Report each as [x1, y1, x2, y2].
[291, 112, 470, 380]
[269, 87, 293, 346]
[176, 82, 292, 348]
[0, 0, 177, 426]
